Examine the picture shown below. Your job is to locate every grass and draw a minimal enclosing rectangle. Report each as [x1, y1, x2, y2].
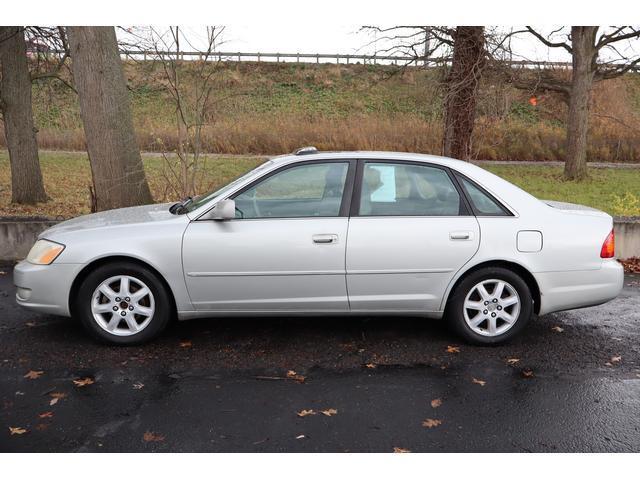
[1, 151, 638, 218]
[3, 61, 640, 161]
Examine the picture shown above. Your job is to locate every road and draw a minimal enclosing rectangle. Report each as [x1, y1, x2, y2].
[1, 268, 639, 452]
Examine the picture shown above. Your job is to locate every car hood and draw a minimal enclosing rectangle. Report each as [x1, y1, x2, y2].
[40, 203, 178, 238]
[543, 200, 610, 218]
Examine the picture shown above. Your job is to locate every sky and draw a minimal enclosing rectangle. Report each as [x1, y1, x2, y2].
[118, 26, 578, 64]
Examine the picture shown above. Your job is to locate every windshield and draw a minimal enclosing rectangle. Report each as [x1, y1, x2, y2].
[185, 160, 273, 212]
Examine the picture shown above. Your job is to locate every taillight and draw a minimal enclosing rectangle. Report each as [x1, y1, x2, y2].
[600, 229, 615, 258]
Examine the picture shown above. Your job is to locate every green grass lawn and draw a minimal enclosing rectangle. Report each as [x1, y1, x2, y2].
[0, 151, 638, 218]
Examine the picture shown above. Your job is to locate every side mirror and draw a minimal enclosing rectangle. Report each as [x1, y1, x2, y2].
[206, 199, 235, 221]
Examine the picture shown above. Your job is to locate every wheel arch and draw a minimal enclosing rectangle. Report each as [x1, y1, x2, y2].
[68, 255, 178, 317]
[443, 260, 541, 315]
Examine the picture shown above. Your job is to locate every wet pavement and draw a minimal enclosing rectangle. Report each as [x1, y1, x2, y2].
[1, 268, 639, 452]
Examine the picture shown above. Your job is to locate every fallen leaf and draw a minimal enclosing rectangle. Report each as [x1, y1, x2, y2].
[551, 326, 564, 333]
[23, 370, 44, 380]
[26, 322, 37, 327]
[472, 378, 486, 386]
[446, 345, 460, 353]
[393, 447, 411, 453]
[321, 408, 338, 417]
[611, 356, 622, 363]
[38, 411, 54, 419]
[522, 369, 535, 378]
[143, 431, 165, 442]
[0, 271, 6, 275]
[365, 363, 377, 369]
[9, 427, 27, 435]
[286, 370, 306, 383]
[422, 418, 442, 428]
[132, 382, 144, 390]
[73, 377, 95, 387]
[430, 398, 442, 408]
[295, 434, 305, 439]
[605, 362, 613, 367]
[49, 392, 67, 406]
[179, 341, 192, 348]
[297, 409, 316, 417]
[507, 358, 520, 365]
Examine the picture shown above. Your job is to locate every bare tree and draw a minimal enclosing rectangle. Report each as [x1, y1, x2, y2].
[360, 26, 489, 160]
[513, 26, 640, 180]
[133, 26, 226, 200]
[442, 27, 485, 160]
[0, 26, 49, 204]
[67, 26, 153, 210]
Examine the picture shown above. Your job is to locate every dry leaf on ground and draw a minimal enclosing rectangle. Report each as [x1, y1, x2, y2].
[133, 382, 144, 390]
[286, 370, 306, 383]
[365, 363, 377, 369]
[26, 322, 36, 327]
[49, 392, 67, 406]
[9, 427, 27, 435]
[472, 378, 486, 386]
[23, 370, 44, 380]
[422, 418, 442, 428]
[321, 408, 338, 417]
[506, 358, 520, 365]
[38, 411, 54, 419]
[430, 398, 442, 408]
[393, 447, 411, 453]
[297, 409, 316, 417]
[73, 377, 95, 387]
[446, 345, 460, 353]
[179, 341, 192, 348]
[611, 356, 622, 363]
[295, 434, 305, 439]
[551, 326, 564, 333]
[522, 369, 535, 378]
[143, 431, 165, 442]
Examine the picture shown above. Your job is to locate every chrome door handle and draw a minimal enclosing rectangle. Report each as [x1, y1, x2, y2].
[313, 234, 338, 244]
[450, 231, 472, 240]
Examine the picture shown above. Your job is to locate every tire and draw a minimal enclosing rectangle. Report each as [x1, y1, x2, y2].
[73, 261, 172, 345]
[446, 267, 533, 345]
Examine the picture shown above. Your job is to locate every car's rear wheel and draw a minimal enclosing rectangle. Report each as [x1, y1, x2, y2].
[446, 267, 533, 345]
[74, 261, 171, 345]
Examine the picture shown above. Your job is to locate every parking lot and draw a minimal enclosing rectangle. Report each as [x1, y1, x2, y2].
[1, 269, 639, 452]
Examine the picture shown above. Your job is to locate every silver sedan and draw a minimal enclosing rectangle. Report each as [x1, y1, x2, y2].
[14, 149, 623, 345]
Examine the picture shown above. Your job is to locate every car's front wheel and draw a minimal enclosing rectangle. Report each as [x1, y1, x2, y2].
[74, 261, 172, 345]
[447, 267, 533, 345]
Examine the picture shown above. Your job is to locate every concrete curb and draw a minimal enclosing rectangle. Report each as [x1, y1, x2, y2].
[1, 215, 639, 263]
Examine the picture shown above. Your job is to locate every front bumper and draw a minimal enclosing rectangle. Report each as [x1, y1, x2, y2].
[536, 260, 624, 315]
[13, 260, 82, 317]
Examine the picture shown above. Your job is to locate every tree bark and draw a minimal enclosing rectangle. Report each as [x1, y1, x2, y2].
[0, 26, 49, 204]
[66, 26, 152, 211]
[564, 27, 598, 181]
[442, 26, 485, 161]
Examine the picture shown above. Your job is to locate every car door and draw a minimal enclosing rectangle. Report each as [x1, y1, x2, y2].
[346, 160, 480, 313]
[182, 159, 355, 312]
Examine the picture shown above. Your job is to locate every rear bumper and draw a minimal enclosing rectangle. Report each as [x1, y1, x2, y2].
[13, 261, 82, 317]
[536, 260, 624, 315]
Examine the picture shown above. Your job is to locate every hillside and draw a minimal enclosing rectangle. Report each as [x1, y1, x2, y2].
[9, 61, 640, 162]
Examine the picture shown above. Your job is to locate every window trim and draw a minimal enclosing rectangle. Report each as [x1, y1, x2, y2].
[453, 171, 514, 217]
[350, 159, 473, 218]
[218, 158, 357, 220]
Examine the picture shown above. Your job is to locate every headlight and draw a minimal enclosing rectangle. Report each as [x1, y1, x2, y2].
[26, 239, 65, 265]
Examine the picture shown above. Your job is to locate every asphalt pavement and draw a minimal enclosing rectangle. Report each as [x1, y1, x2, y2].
[1, 268, 639, 452]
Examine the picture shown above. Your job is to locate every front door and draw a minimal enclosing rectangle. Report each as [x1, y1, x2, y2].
[346, 161, 480, 313]
[182, 160, 354, 312]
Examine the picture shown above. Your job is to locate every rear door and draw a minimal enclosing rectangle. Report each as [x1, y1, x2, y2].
[346, 161, 480, 313]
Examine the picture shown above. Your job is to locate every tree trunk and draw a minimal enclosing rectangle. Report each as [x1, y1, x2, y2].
[564, 27, 598, 181]
[66, 26, 152, 211]
[0, 27, 49, 204]
[442, 26, 485, 161]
